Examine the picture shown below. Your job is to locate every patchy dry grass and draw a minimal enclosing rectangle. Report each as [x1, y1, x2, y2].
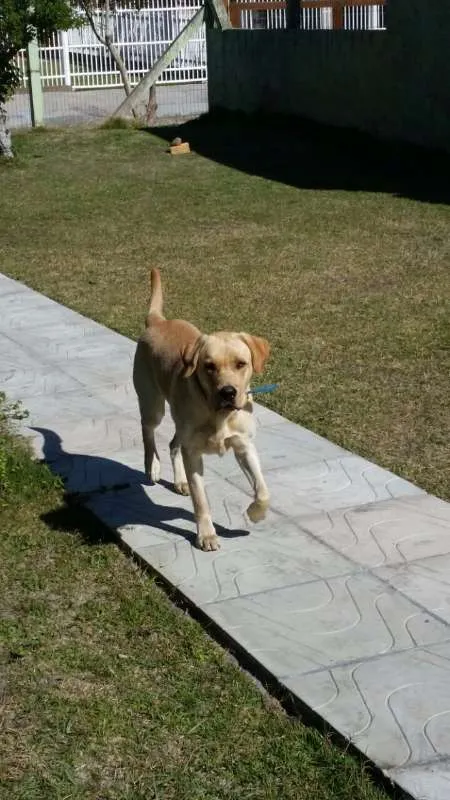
[1, 121, 448, 498]
[0, 396, 388, 800]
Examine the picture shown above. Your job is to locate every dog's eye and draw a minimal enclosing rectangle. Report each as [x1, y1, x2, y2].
[236, 361, 247, 370]
[205, 361, 216, 372]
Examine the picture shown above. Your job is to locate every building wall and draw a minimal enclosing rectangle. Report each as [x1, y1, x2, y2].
[207, 1, 450, 151]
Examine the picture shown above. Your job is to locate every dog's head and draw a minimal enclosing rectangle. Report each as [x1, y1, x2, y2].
[182, 331, 270, 411]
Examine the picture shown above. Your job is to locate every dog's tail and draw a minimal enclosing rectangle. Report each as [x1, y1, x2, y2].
[146, 268, 164, 325]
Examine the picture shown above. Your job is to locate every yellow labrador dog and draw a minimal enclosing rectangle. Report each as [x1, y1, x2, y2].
[133, 269, 271, 551]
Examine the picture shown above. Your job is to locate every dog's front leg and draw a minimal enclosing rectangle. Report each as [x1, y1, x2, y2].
[182, 447, 220, 551]
[233, 441, 270, 523]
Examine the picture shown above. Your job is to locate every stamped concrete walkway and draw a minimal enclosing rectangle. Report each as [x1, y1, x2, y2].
[1, 271, 450, 800]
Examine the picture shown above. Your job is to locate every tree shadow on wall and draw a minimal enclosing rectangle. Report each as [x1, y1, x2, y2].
[151, 111, 450, 205]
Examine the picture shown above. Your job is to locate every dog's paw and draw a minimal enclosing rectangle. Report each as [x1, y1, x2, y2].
[196, 534, 221, 552]
[174, 481, 190, 496]
[246, 499, 269, 523]
[196, 525, 221, 552]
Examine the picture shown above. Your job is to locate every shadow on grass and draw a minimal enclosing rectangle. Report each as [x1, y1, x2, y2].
[151, 111, 450, 205]
[35, 426, 249, 546]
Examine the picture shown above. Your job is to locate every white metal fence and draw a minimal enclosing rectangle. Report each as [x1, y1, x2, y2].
[16, 0, 207, 90]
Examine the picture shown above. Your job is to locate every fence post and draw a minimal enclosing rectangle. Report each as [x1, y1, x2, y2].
[61, 30, 72, 86]
[27, 35, 44, 127]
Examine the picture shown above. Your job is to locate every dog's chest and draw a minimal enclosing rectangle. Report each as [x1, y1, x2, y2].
[194, 425, 233, 456]
[193, 412, 253, 456]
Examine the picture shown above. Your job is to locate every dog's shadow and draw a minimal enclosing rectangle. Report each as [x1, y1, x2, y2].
[34, 427, 249, 546]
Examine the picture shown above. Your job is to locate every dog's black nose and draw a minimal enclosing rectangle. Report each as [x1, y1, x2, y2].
[219, 385, 237, 401]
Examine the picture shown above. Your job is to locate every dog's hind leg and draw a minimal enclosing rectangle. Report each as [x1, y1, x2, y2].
[133, 346, 165, 483]
[141, 405, 164, 483]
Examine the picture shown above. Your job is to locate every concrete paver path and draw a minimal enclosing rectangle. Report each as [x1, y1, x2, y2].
[1, 272, 450, 800]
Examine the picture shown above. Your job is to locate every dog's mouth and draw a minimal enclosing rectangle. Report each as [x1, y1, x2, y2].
[217, 393, 242, 411]
[218, 399, 238, 411]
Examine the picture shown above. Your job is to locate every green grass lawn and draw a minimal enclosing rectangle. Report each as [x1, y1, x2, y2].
[0, 395, 388, 799]
[1, 121, 448, 499]
[1, 116, 448, 799]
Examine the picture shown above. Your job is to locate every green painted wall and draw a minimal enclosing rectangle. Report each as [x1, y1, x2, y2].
[207, 1, 450, 151]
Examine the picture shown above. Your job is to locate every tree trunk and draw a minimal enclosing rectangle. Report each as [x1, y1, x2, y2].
[146, 84, 158, 126]
[0, 102, 14, 159]
[81, 1, 137, 117]
[104, 37, 136, 111]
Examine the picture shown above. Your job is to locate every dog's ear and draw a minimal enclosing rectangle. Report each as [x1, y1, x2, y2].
[239, 334, 270, 374]
[181, 335, 206, 377]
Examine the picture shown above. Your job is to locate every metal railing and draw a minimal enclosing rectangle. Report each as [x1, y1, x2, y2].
[228, 0, 386, 30]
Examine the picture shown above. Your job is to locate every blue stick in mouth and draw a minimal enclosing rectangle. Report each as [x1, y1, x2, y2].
[249, 383, 279, 395]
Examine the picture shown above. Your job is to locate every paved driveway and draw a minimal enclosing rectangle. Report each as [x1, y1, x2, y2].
[6, 83, 208, 129]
